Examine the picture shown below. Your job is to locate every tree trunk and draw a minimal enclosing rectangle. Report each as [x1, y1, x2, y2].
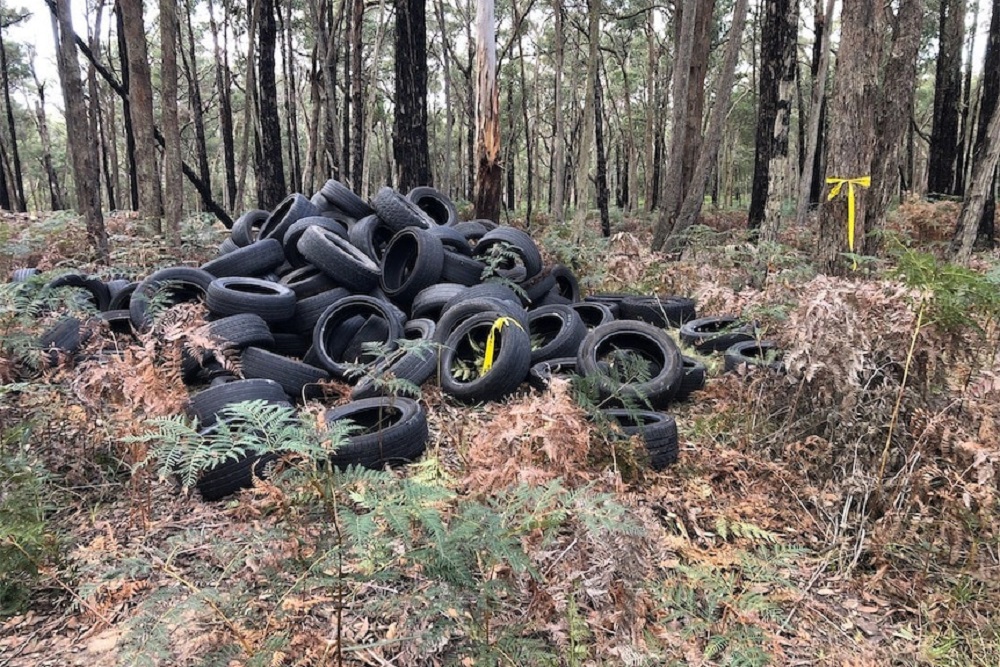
[208, 0, 236, 209]
[182, 0, 212, 202]
[643, 12, 659, 212]
[29, 67, 64, 210]
[473, 0, 501, 219]
[681, 0, 715, 200]
[551, 0, 566, 222]
[955, 0, 980, 192]
[863, 0, 924, 245]
[666, 0, 750, 249]
[815, 0, 883, 273]
[757, 0, 800, 243]
[394, 0, 432, 190]
[950, 97, 1000, 260]
[750, 0, 798, 237]
[794, 0, 836, 228]
[975, 0, 1000, 247]
[280, 2, 302, 191]
[650, 1, 699, 249]
[594, 52, 611, 238]
[160, 0, 183, 245]
[52, 0, 108, 261]
[114, 1, 138, 211]
[85, 1, 106, 210]
[0, 21, 26, 211]
[359, 0, 390, 197]
[927, 0, 966, 197]
[517, 26, 534, 227]
[435, 0, 454, 194]
[257, 0, 287, 208]
[119, 0, 162, 227]
[351, 0, 365, 189]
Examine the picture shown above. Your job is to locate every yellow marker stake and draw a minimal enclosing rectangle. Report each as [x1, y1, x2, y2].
[481, 316, 523, 373]
[826, 175, 871, 269]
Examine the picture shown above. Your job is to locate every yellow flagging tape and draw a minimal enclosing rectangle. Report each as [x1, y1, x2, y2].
[826, 175, 871, 269]
[481, 316, 524, 373]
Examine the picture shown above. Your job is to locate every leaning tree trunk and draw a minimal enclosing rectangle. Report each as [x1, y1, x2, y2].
[184, 0, 212, 200]
[119, 0, 163, 229]
[160, 0, 183, 245]
[974, 0, 1000, 247]
[394, 0, 432, 191]
[473, 0, 501, 220]
[863, 0, 924, 246]
[651, 1, 699, 249]
[927, 0, 966, 197]
[666, 0, 750, 250]
[814, 0, 883, 274]
[52, 0, 108, 261]
[30, 69, 64, 210]
[950, 95, 1000, 260]
[757, 0, 800, 243]
[0, 21, 26, 211]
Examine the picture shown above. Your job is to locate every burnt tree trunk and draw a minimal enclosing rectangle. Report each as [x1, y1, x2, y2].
[183, 0, 212, 200]
[975, 0, 1000, 247]
[351, 0, 365, 189]
[927, 0, 966, 197]
[594, 53, 610, 237]
[115, 2, 138, 211]
[52, 0, 108, 260]
[257, 0, 287, 208]
[751, 0, 799, 237]
[394, 0, 432, 190]
[950, 93, 1000, 260]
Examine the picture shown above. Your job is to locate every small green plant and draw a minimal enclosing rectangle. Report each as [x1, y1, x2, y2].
[0, 416, 58, 616]
[345, 336, 439, 398]
[479, 240, 529, 300]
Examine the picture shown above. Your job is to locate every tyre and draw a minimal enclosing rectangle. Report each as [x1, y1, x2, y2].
[270, 333, 311, 359]
[450, 219, 491, 245]
[527, 304, 588, 364]
[107, 281, 139, 310]
[550, 264, 581, 302]
[527, 356, 578, 391]
[187, 378, 290, 427]
[521, 271, 557, 307]
[316, 178, 374, 219]
[289, 287, 351, 335]
[473, 227, 543, 280]
[619, 295, 696, 328]
[348, 214, 396, 262]
[230, 209, 270, 247]
[438, 310, 532, 404]
[723, 340, 783, 373]
[47, 273, 111, 311]
[217, 237, 240, 256]
[601, 409, 679, 470]
[298, 225, 381, 293]
[679, 315, 757, 353]
[351, 318, 439, 400]
[99, 309, 136, 337]
[434, 297, 530, 346]
[11, 267, 39, 282]
[324, 396, 429, 470]
[197, 451, 280, 501]
[441, 282, 520, 313]
[311, 296, 405, 379]
[259, 193, 320, 242]
[282, 216, 349, 268]
[675, 355, 707, 400]
[569, 301, 616, 329]
[278, 265, 339, 299]
[440, 251, 487, 286]
[37, 316, 88, 365]
[425, 224, 474, 255]
[200, 238, 285, 278]
[576, 320, 683, 409]
[410, 283, 466, 321]
[129, 267, 214, 331]
[406, 186, 458, 226]
[379, 227, 445, 309]
[202, 313, 275, 350]
[583, 292, 632, 312]
[205, 276, 296, 323]
[372, 186, 434, 232]
[241, 346, 330, 401]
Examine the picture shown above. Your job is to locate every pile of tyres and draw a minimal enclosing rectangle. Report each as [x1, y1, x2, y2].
[13, 180, 781, 501]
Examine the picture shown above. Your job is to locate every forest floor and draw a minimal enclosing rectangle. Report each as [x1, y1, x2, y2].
[1, 201, 999, 667]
